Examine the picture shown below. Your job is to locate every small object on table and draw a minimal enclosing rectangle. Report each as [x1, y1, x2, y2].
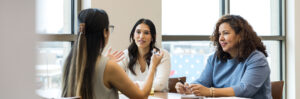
[178, 78, 185, 84]
[150, 87, 155, 95]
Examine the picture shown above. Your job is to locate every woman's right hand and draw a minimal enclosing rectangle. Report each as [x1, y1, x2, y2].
[175, 82, 192, 94]
[106, 47, 124, 62]
[150, 49, 164, 68]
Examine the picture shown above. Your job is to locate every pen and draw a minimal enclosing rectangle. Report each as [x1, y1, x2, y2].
[178, 78, 185, 84]
[178, 78, 191, 93]
[152, 48, 160, 56]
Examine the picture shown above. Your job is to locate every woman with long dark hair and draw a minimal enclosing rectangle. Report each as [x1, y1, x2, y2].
[61, 8, 163, 99]
[175, 15, 271, 98]
[118, 18, 171, 91]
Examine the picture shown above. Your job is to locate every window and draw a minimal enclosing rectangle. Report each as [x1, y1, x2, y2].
[162, 0, 285, 83]
[230, 0, 280, 36]
[36, 0, 72, 34]
[35, 0, 78, 98]
[36, 42, 71, 98]
[162, 0, 219, 35]
[163, 41, 215, 82]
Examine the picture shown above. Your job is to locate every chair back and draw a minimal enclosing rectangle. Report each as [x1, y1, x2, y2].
[168, 76, 186, 93]
[271, 81, 284, 99]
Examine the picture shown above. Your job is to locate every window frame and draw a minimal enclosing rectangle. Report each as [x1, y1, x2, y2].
[37, 0, 81, 42]
[36, 0, 81, 97]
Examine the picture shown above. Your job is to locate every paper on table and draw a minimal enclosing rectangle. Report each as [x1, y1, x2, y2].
[119, 94, 163, 99]
[148, 96, 163, 99]
[181, 94, 249, 99]
[205, 97, 250, 99]
[181, 94, 205, 99]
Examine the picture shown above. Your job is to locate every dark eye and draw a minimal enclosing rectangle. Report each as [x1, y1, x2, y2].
[224, 32, 229, 35]
[136, 30, 141, 34]
[144, 31, 150, 34]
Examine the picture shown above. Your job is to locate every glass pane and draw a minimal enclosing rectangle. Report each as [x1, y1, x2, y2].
[36, 0, 71, 34]
[36, 42, 71, 98]
[230, 0, 280, 35]
[162, 0, 220, 35]
[163, 41, 281, 83]
[263, 41, 280, 81]
[162, 41, 215, 83]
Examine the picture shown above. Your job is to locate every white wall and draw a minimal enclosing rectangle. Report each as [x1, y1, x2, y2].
[286, 0, 300, 99]
[0, 0, 38, 99]
[91, 0, 162, 51]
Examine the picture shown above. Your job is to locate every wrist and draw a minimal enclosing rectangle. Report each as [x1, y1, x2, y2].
[209, 87, 215, 97]
[150, 63, 158, 68]
[150, 65, 157, 71]
[150, 62, 158, 67]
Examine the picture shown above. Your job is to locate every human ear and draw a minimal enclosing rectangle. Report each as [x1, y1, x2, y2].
[103, 28, 109, 38]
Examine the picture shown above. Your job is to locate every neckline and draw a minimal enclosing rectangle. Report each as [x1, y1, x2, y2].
[137, 60, 148, 74]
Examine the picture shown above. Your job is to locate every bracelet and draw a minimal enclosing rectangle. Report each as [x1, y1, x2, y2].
[210, 87, 215, 97]
[212, 87, 215, 97]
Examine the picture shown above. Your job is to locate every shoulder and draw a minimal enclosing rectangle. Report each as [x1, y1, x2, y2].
[159, 48, 170, 57]
[159, 48, 169, 53]
[207, 52, 218, 62]
[246, 50, 267, 62]
[106, 60, 123, 73]
[97, 56, 119, 75]
[245, 50, 268, 66]
[99, 55, 110, 65]
[106, 60, 119, 68]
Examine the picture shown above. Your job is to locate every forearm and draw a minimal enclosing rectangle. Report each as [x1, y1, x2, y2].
[141, 65, 156, 95]
[153, 61, 170, 91]
[153, 80, 167, 91]
[212, 87, 235, 97]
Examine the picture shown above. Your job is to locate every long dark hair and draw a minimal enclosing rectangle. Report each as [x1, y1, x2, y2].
[128, 18, 158, 75]
[211, 15, 268, 62]
[62, 8, 109, 99]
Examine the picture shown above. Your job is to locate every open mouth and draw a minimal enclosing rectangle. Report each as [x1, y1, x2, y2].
[138, 40, 146, 44]
[220, 42, 227, 47]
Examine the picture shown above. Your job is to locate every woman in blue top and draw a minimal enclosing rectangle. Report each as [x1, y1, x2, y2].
[175, 15, 271, 98]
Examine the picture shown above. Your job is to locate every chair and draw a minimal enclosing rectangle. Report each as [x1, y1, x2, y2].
[168, 76, 186, 93]
[271, 81, 284, 99]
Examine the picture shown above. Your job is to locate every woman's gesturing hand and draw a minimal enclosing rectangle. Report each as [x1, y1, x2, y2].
[106, 47, 124, 62]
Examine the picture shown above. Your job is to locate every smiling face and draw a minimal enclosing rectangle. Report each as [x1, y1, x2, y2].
[218, 22, 239, 55]
[134, 23, 152, 50]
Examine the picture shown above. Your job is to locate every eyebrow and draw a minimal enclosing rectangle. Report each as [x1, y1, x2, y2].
[219, 30, 229, 33]
[136, 29, 150, 31]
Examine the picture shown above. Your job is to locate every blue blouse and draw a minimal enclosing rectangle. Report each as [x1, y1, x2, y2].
[192, 50, 272, 99]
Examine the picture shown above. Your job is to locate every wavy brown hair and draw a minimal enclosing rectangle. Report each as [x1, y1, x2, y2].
[211, 15, 268, 62]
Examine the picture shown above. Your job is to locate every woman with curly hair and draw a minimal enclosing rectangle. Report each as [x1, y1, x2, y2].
[175, 15, 271, 99]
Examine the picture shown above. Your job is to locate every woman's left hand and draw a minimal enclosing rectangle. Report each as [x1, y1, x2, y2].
[106, 47, 124, 62]
[189, 84, 210, 96]
[150, 49, 164, 68]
